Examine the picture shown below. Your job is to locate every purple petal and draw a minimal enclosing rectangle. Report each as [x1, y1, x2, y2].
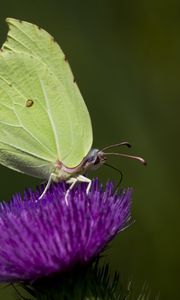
[0, 179, 132, 282]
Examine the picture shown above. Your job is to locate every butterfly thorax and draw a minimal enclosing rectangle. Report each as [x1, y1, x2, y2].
[52, 149, 106, 182]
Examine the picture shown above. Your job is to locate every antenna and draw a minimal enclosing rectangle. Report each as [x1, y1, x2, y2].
[100, 141, 131, 152]
[99, 141, 146, 165]
[104, 152, 147, 165]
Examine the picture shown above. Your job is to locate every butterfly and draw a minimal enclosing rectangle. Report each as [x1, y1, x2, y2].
[0, 18, 146, 202]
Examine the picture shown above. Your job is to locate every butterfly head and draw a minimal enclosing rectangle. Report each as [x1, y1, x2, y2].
[83, 149, 106, 171]
[83, 141, 146, 173]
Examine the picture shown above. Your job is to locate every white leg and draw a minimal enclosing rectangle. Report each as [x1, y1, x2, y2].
[86, 180, 92, 194]
[38, 173, 55, 200]
[65, 175, 92, 205]
[77, 175, 92, 194]
[65, 177, 78, 205]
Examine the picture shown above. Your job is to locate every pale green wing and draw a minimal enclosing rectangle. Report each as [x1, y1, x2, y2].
[0, 50, 90, 178]
[0, 143, 52, 179]
[2, 18, 93, 167]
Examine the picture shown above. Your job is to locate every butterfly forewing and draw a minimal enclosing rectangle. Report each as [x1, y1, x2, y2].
[3, 18, 93, 167]
[0, 18, 93, 179]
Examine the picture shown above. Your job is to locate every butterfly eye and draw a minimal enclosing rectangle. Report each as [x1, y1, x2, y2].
[94, 156, 100, 165]
[26, 99, 34, 107]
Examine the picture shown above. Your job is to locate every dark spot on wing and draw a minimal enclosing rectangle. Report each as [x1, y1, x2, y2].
[64, 56, 67, 62]
[26, 99, 34, 107]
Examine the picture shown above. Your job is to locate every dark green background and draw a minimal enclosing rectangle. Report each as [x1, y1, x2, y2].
[0, 1, 179, 299]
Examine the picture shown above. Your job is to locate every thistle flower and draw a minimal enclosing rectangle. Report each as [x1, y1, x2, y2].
[0, 179, 132, 283]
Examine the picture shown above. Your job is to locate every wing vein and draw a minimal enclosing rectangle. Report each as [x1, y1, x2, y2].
[8, 23, 42, 51]
[0, 139, 52, 162]
[12, 106, 55, 158]
[0, 74, 55, 158]
[39, 78, 61, 158]
[0, 121, 21, 127]
[0, 102, 13, 110]
[6, 33, 31, 52]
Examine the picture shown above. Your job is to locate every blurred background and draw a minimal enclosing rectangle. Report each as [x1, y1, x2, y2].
[0, 0, 179, 299]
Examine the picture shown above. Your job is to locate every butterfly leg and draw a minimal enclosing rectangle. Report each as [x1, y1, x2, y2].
[65, 175, 92, 204]
[38, 172, 55, 200]
[65, 177, 78, 205]
[76, 175, 92, 194]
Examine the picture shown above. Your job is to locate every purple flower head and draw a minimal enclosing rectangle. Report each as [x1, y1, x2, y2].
[0, 179, 132, 283]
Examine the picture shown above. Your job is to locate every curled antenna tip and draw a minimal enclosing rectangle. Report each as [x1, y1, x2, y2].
[126, 142, 132, 148]
[127, 155, 147, 165]
[127, 155, 147, 166]
[139, 157, 147, 166]
[143, 159, 147, 166]
[120, 141, 132, 148]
